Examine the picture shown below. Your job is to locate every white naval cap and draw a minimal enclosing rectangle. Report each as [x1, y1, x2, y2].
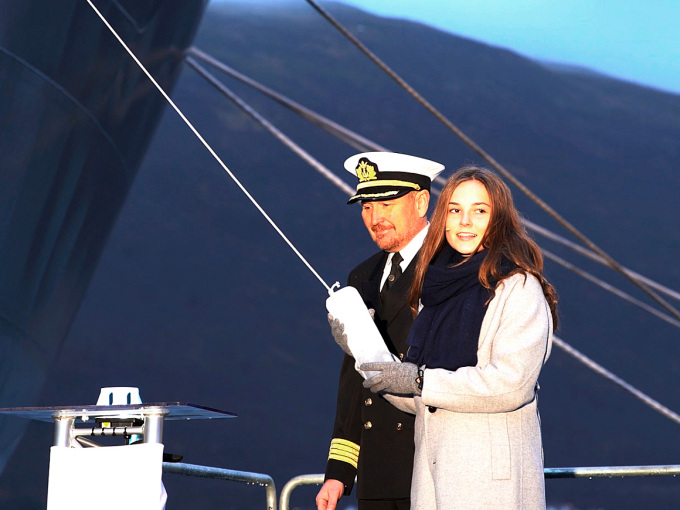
[344, 152, 445, 204]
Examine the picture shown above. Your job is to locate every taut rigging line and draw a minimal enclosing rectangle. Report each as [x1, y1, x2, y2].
[188, 47, 388, 154]
[304, 0, 680, 323]
[185, 57, 680, 427]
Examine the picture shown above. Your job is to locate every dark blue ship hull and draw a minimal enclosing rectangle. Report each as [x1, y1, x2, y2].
[0, 0, 206, 471]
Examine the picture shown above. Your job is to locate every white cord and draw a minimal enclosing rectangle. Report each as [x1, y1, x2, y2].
[86, 0, 332, 291]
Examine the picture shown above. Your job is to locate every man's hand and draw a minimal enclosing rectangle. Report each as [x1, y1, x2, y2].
[360, 361, 421, 395]
[316, 479, 344, 510]
[327, 314, 352, 356]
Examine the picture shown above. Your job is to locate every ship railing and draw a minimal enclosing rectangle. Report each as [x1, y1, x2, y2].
[162, 462, 277, 510]
[162, 463, 680, 510]
[543, 464, 680, 479]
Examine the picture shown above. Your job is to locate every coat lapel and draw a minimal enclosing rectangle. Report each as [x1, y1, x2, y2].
[359, 252, 386, 311]
[380, 253, 418, 324]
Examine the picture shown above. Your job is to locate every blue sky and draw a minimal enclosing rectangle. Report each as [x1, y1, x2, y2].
[335, 0, 680, 94]
[215, 0, 680, 95]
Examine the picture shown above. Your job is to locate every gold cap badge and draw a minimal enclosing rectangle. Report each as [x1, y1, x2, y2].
[356, 159, 377, 182]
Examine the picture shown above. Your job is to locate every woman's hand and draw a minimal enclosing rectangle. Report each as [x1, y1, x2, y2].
[360, 362, 421, 395]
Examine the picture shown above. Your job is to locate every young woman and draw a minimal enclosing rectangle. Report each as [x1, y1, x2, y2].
[361, 165, 558, 510]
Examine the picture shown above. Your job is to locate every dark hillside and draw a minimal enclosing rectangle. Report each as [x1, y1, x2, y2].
[2, 2, 679, 508]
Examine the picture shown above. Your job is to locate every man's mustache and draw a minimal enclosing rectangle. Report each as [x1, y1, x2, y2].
[371, 224, 392, 233]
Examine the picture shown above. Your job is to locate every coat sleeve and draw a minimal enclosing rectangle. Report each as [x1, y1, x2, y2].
[324, 352, 363, 495]
[421, 274, 552, 414]
[383, 393, 417, 415]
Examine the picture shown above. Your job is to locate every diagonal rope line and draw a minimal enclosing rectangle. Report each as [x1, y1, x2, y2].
[188, 47, 388, 153]
[553, 336, 680, 426]
[527, 220, 680, 303]
[185, 56, 356, 198]
[304, 0, 680, 322]
[542, 249, 680, 329]
[86, 0, 332, 292]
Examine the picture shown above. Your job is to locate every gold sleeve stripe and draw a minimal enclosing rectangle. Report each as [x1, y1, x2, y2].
[330, 438, 360, 452]
[329, 444, 359, 459]
[328, 439, 360, 467]
[356, 180, 421, 191]
[331, 437, 360, 455]
[328, 452, 358, 468]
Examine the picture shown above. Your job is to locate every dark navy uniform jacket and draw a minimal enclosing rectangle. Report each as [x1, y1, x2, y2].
[324, 250, 417, 500]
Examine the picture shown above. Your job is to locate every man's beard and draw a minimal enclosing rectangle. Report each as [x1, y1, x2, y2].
[372, 226, 406, 252]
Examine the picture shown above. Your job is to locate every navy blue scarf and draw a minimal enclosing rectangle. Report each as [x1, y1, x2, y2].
[405, 246, 491, 371]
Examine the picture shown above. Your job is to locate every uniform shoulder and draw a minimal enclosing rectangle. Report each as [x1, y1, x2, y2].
[349, 251, 386, 278]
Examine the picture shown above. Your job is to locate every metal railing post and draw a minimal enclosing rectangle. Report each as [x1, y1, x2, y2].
[279, 474, 324, 510]
[163, 462, 277, 510]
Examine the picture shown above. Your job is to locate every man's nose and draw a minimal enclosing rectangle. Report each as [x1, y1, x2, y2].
[371, 209, 384, 224]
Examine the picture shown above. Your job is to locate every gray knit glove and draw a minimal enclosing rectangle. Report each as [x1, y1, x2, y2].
[327, 309, 375, 357]
[360, 362, 421, 395]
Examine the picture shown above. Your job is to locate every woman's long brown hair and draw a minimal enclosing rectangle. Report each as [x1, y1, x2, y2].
[409, 165, 559, 329]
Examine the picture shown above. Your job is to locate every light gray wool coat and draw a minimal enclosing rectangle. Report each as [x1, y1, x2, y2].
[386, 273, 553, 510]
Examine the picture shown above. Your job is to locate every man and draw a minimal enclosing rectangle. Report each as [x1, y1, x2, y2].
[317, 152, 444, 510]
